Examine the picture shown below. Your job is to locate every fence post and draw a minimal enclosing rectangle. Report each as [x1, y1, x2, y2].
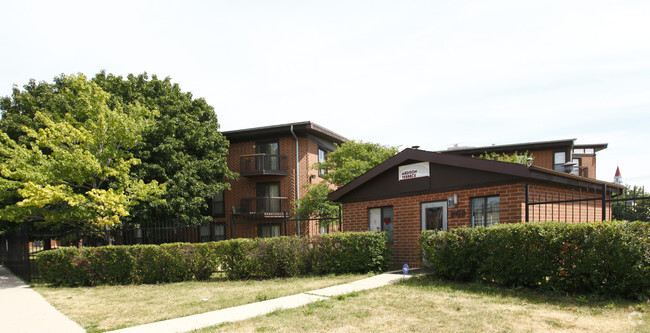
[525, 184, 530, 222]
[338, 204, 342, 231]
[602, 184, 607, 221]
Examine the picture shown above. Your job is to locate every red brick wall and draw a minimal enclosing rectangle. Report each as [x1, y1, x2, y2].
[220, 136, 326, 238]
[342, 183, 527, 268]
[527, 183, 610, 223]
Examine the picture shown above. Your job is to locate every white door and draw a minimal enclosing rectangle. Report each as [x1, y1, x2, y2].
[421, 201, 447, 231]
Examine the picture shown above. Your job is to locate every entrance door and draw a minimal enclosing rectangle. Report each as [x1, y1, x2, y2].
[257, 141, 280, 171]
[421, 201, 447, 231]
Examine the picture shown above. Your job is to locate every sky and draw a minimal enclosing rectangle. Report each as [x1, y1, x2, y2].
[1, 1, 649, 188]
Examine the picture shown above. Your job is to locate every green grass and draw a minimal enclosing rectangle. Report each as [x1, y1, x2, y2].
[194, 275, 650, 332]
[33, 273, 373, 332]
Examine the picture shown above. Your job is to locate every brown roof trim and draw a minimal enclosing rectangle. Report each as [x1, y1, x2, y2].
[328, 148, 530, 202]
[440, 138, 577, 155]
[223, 121, 347, 144]
[328, 148, 624, 202]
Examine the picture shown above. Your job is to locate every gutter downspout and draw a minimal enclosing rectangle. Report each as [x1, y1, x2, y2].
[290, 125, 300, 235]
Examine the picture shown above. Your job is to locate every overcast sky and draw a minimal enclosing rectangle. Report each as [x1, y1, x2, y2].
[2, 1, 649, 188]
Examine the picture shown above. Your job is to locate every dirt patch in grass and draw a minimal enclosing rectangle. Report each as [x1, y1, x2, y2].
[198, 276, 649, 333]
[33, 273, 372, 332]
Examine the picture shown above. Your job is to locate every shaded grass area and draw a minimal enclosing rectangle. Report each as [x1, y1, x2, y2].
[33, 273, 372, 332]
[197, 275, 649, 332]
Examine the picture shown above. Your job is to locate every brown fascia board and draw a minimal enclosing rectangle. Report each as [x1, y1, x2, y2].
[439, 138, 577, 156]
[328, 148, 530, 202]
[573, 143, 608, 152]
[223, 121, 347, 144]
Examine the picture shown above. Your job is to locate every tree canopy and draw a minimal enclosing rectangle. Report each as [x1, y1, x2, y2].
[0, 72, 234, 229]
[0, 75, 164, 229]
[475, 151, 533, 165]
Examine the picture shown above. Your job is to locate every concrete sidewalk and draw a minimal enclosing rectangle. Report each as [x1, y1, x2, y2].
[0, 265, 85, 333]
[109, 272, 413, 333]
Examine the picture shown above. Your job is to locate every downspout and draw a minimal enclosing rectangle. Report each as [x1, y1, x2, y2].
[290, 125, 300, 235]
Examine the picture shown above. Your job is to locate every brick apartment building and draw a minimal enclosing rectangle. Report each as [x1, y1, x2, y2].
[204, 122, 346, 240]
[328, 148, 624, 268]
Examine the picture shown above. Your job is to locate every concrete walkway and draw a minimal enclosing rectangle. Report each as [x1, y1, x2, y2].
[0, 265, 85, 333]
[108, 272, 413, 333]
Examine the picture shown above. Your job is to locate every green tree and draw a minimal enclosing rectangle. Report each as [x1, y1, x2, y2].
[612, 185, 650, 221]
[0, 72, 234, 228]
[294, 141, 398, 220]
[0, 75, 164, 229]
[317, 140, 399, 187]
[476, 151, 533, 165]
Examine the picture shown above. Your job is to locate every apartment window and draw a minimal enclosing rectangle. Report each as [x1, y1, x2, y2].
[318, 148, 327, 176]
[256, 182, 281, 212]
[200, 224, 211, 242]
[213, 224, 226, 241]
[257, 141, 280, 171]
[553, 151, 567, 172]
[319, 224, 328, 234]
[259, 224, 281, 238]
[211, 191, 225, 217]
[471, 196, 500, 227]
[368, 206, 394, 241]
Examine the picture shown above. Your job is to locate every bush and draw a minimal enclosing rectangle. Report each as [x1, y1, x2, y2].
[311, 232, 391, 274]
[420, 221, 650, 298]
[36, 243, 220, 286]
[36, 232, 392, 286]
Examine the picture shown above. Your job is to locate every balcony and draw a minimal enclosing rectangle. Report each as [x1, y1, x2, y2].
[237, 197, 288, 218]
[240, 154, 288, 177]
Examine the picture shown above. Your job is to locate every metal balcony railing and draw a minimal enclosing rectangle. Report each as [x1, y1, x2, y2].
[238, 197, 288, 217]
[240, 154, 288, 176]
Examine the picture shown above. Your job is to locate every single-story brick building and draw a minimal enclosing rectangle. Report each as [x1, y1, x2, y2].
[328, 148, 624, 268]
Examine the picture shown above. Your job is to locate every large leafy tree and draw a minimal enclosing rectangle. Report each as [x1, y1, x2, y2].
[294, 140, 398, 220]
[0, 75, 164, 230]
[0, 71, 234, 228]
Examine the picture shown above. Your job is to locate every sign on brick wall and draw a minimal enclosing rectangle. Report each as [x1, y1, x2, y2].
[398, 162, 430, 181]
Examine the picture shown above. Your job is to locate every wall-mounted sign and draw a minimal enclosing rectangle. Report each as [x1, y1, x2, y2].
[398, 162, 430, 181]
[450, 209, 466, 218]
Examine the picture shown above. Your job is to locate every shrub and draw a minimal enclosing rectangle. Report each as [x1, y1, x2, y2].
[311, 232, 391, 274]
[36, 231, 392, 285]
[420, 221, 650, 298]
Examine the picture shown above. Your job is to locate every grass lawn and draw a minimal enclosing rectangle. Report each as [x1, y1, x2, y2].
[196, 275, 649, 333]
[33, 273, 373, 332]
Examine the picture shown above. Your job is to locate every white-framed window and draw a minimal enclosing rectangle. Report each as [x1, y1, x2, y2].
[471, 196, 500, 227]
[369, 206, 394, 241]
[553, 151, 567, 172]
[318, 148, 327, 176]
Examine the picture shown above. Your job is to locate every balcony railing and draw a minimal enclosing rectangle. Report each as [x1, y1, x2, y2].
[240, 154, 288, 177]
[238, 197, 288, 218]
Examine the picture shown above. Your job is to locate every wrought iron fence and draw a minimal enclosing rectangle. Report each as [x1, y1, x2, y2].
[525, 184, 650, 223]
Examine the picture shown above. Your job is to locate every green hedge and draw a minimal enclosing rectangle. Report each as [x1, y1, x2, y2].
[36, 232, 390, 286]
[419, 221, 650, 298]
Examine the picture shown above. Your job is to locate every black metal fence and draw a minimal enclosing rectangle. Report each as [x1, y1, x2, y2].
[526, 184, 650, 223]
[1, 211, 343, 282]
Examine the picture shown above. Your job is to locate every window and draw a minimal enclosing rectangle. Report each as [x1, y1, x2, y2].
[318, 148, 327, 176]
[256, 182, 281, 212]
[553, 151, 567, 172]
[369, 206, 394, 241]
[259, 224, 281, 238]
[211, 191, 225, 217]
[213, 224, 226, 241]
[471, 196, 499, 227]
[257, 141, 280, 171]
[319, 224, 328, 234]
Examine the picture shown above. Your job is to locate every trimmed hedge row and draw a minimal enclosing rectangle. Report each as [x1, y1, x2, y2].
[420, 221, 650, 298]
[36, 232, 391, 286]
